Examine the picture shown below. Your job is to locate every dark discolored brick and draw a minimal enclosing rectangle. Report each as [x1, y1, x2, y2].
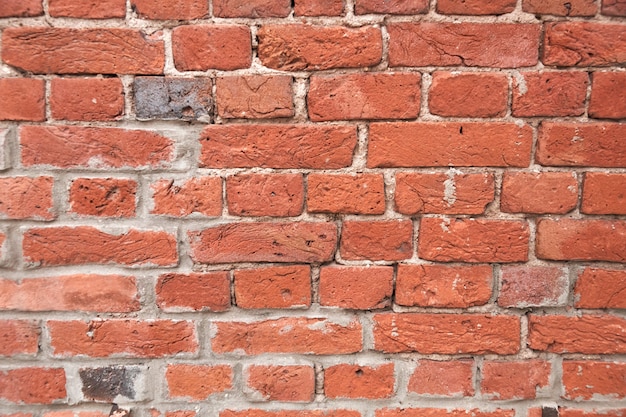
[79, 366, 142, 402]
[134, 77, 212, 121]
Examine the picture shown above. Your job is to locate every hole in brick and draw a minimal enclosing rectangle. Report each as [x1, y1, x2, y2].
[542, 407, 558, 417]
[355, 369, 363, 376]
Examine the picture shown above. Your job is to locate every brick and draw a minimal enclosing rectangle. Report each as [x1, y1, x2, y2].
[498, 266, 568, 308]
[513, 72, 588, 117]
[214, 0, 290, 17]
[212, 317, 362, 355]
[408, 360, 474, 397]
[603, 0, 626, 15]
[355, 0, 428, 14]
[49, 319, 197, 357]
[523, 0, 597, 15]
[528, 315, 626, 354]
[44, 413, 107, 417]
[325, 363, 394, 399]
[368, 123, 533, 168]
[429, 72, 508, 118]
[131, 0, 208, 19]
[0, 78, 45, 122]
[234, 265, 311, 309]
[172, 25, 251, 71]
[217, 75, 293, 119]
[200, 124, 356, 169]
[319, 266, 393, 310]
[340, 220, 413, 261]
[190, 222, 336, 264]
[501, 172, 578, 214]
[0, 177, 54, 220]
[257, 25, 382, 71]
[23, 227, 177, 267]
[560, 411, 626, 417]
[563, 361, 626, 400]
[481, 361, 551, 400]
[575, 268, 626, 309]
[537, 123, 626, 167]
[166, 365, 232, 400]
[79, 366, 143, 402]
[308, 73, 420, 121]
[227, 174, 303, 217]
[536, 219, 626, 262]
[0, 368, 66, 404]
[419, 218, 529, 263]
[49, 0, 125, 17]
[307, 173, 385, 215]
[589, 72, 626, 119]
[134, 77, 212, 121]
[0, 274, 139, 312]
[396, 265, 492, 308]
[0, 0, 42, 17]
[156, 272, 230, 312]
[2, 28, 164, 74]
[222, 411, 360, 417]
[0, 414, 33, 417]
[51, 78, 124, 121]
[69, 178, 136, 218]
[295, 0, 343, 16]
[582, 173, 626, 214]
[151, 177, 222, 217]
[437, 0, 516, 15]
[377, 410, 513, 417]
[21, 126, 173, 169]
[246, 365, 314, 402]
[0, 320, 39, 356]
[395, 171, 495, 215]
[543, 23, 626, 67]
[374, 313, 520, 354]
[388, 23, 540, 68]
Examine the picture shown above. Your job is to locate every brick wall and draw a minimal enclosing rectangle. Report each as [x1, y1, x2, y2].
[0, 0, 625, 416]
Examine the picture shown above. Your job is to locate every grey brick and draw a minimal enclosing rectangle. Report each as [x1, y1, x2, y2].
[134, 76, 212, 121]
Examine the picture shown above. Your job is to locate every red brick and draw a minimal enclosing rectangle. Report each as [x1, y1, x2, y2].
[23, 227, 177, 267]
[377, 410, 513, 417]
[166, 365, 232, 400]
[0, 78, 45, 122]
[2, 28, 163, 74]
[258, 25, 382, 71]
[396, 264, 492, 308]
[44, 413, 108, 417]
[308, 73, 420, 121]
[227, 174, 303, 217]
[536, 219, 626, 262]
[0, 320, 39, 356]
[582, 173, 626, 214]
[319, 266, 393, 310]
[563, 361, 626, 400]
[69, 178, 136, 218]
[501, 172, 578, 214]
[537, 123, 626, 167]
[0, 177, 54, 220]
[295, 0, 343, 16]
[234, 265, 311, 309]
[21, 126, 173, 169]
[0, 0, 42, 17]
[374, 313, 520, 354]
[214, 0, 290, 17]
[131, 0, 208, 19]
[165, 413, 195, 417]
[0, 275, 139, 312]
[368, 123, 533, 168]
[307, 173, 385, 215]
[51, 78, 124, 121]
[575, 268, 626, 309]
[156, 272, 230, 312]
[355, 0, 428, 14]
[212, 317, 362, 355]
[395, 171, 494, 215]
[388, 23, 540, 68]
[190, 222, 336, 264]
[0, 368, 66, 404]
[49, 0, 125, 18]
[523, 0, 597, 15]
[590, 72, 626, 119]
[429, 72, 508, 118]
[1, 414, 33, 417]
[200, 124, 356, 169]
[172, 25, 251, 71]
[560, 410, 626, 417]
[408, 360, 474, 397]
[340, 220, 413, 261]
[325, 363, 394, 399]
[419, 218, 529, 263]
[437, 0, 516, 15]
[603, 0, 626, 15]
[246, 365, 315, 402]
[513, 72, 588, 117]
[216, 75, 294, 119]
[481, 361, 551, 400]
[498, 266, 568, 308]
[222, 411, 360, 417]
[49, 319, 197, 357]
[151, 177, 222, 217]
[528, 314, 626, 354]
[543, 23, 626, 67]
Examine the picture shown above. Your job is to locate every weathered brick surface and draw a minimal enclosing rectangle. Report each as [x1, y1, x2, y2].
[216, 76, 294, 119]
[49, 0, 126, 18]
[134, 77, 212, 121]
[245, 365, 315, 401]
[51, 78, 124, 121]
[0, 78, 45, 122]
